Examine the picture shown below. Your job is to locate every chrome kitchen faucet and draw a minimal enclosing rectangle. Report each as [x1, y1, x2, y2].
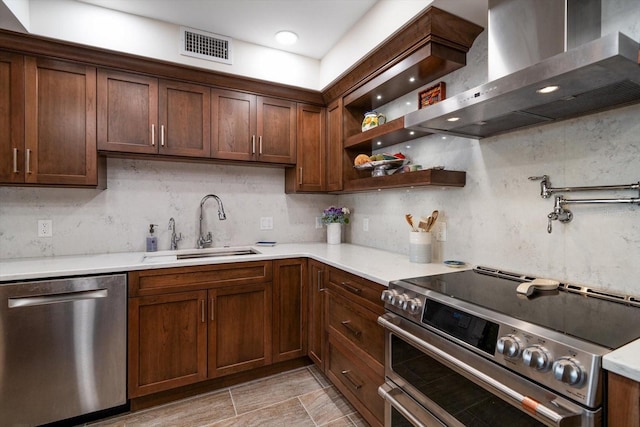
[197, 194, 226, 248]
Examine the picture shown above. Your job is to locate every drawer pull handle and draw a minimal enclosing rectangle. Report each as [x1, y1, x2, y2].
[341, 370, 362, 390]
[201, 299, 205, 323]
[340, 320, 362, 337]
[160, 125, 165, 147]
[25, 149, 32, 174]
[151, 124, 155, 146]
[251, 135, 256, 154]
[317, 270, 325, 292]
[210, 298, 215, 321]
[13, 148, 19, 173]
[341, 282, 361, 294]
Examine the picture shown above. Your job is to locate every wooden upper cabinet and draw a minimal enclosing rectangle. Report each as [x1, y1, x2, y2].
[256, 96, 296, 164]
[159, 80, 211, 157]
[0, 52, 25, 184]
[97, 69, 158, 154]
[285, 103, 325, 193]
[211, 88, 256, 162]
[98, 70, 211, 158]
[24, 57, 101, 186]
[211, 89, 296, 164]
[326, 99, 343, 192]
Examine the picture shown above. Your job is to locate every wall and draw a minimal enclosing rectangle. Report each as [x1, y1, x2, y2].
[0, 159, 335, 258]
[341, 24, 640, 295]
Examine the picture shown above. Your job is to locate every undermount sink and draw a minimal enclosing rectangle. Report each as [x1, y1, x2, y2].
[142, 247, 261, 263]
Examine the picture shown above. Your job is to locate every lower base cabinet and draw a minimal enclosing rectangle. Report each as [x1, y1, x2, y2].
[608, 372, 640, 426]
[208, 283, 272, 378]
[324, 264, 386, 427]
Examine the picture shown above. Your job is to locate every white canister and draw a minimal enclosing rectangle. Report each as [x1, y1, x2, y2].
[409, 231, 432, 263]
[327, 223, 342, 245]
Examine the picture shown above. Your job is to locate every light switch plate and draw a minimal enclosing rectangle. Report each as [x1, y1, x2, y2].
[315, 217, 323, 229]
[436, 222, 447, 242]
[260, 217, 273, 230]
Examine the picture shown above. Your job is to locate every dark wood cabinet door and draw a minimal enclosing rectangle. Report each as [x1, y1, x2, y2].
[208, 283, 272, 377]
[0, 52, 24, 184]
[211, 88, 256, 161]
[159, 80, 210, 158]
[295, 103, 325, 191]
[326, 99, 343, 191]
[97, 69, 158, 154]
[307, 260, 326, 370]
[24, 57, 99, 186]
[256, 96, 296, 164]
[128, 290, 208, 397]
[273, 259, 307, 362]
[608, 372, 640, 427]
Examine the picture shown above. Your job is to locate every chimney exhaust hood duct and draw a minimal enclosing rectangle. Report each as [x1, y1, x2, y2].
[404, 0, 640, 139]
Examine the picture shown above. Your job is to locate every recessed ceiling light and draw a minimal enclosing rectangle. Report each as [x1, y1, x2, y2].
[376, 95, 382, 100]
[537, 85, 559, 94]
[405, 145, 411, 149]
[409, 77, 415, 82]
[376, 141, 382, 145]
[406, 102, 411, 105]
[447, 117, 460, 122]
[409, 131, 415, 135]
[275, 31, 298, 45]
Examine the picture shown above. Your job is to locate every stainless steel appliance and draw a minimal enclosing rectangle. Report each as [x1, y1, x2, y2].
[0, 274, 127, 426]
[378, 266, 640, 426]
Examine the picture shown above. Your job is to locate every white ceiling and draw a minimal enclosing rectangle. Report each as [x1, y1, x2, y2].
[76, 0, 488, 60]
[77, 0, 379, 59]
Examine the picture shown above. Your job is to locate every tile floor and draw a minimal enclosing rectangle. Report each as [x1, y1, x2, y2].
[89, 366, 369, 427]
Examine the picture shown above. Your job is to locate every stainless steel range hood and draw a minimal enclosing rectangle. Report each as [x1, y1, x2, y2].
[404, 0, 640, 139]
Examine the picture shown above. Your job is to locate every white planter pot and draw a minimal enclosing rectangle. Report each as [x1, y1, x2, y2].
[327, 223, 342, 245]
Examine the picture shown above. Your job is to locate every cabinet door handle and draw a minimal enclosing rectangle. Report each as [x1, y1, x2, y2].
[341, 370, 363, 390]
[341, 282, 362, 294]
[151, 124, 156, 146]
[25, 149, 32, 174]
[201, 299, 205, 323]
[251, 135, 256, 154]
[210, 297, 215, 321]
[317, 270, 325, 292]
[161, 125, 165, 147]
[340, 320, 362, 337]
[13, 148, 19, 173]
[299, 167, 303, 185]
[258, 136, 263, 155]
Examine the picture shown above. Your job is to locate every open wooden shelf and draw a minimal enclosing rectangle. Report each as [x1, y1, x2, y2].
[342, 168, 466, 192]
[344, 117, 431, 150]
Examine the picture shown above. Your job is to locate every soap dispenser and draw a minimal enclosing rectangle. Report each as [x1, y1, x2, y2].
[146, 224, 158, 252]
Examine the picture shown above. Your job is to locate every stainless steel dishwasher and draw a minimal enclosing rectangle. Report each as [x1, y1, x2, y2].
[0, 274, 127, 426]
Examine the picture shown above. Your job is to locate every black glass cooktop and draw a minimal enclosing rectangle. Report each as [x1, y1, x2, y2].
[400, 269, 640, 350]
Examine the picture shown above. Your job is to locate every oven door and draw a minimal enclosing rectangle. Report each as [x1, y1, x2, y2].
[378, 313, 601, 427]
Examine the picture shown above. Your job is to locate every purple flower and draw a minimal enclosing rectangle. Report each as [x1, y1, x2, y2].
[321, 206, 350, 224]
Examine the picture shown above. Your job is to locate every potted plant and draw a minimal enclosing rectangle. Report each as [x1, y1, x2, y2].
[321, 206, 350, 244]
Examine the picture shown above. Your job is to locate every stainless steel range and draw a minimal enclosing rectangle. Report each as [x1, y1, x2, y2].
[377, 266, 640, 427]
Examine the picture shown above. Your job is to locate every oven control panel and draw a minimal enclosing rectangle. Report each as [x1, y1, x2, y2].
[382, 281, 605, 409]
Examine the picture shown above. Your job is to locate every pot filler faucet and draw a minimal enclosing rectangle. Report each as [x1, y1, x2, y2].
[197, 194, 226, 248]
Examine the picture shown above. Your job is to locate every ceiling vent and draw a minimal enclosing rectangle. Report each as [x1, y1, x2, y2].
[180, 27, 232, 65]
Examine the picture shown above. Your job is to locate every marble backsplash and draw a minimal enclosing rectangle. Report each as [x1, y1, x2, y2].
[0, 159, 336, 258]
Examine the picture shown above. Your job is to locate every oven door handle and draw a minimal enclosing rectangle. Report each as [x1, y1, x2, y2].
[378, 313, 582, 427]
[379, 382, 446, 427]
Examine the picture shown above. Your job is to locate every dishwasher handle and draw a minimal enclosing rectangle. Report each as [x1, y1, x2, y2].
[9, 289, 108, 308]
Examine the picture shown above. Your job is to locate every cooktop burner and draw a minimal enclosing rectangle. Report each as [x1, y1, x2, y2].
[400, 268, 640, 350]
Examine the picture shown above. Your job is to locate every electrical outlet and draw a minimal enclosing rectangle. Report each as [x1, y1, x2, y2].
[436, 221, 447, 242]
[260, 217, 273, 230]
[315, 217, 323, 229]
[363, 218, 369, 232]
[38, 219, 53, 237]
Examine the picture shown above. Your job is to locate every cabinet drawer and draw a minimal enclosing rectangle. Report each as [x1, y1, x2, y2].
[327, 337, 384, 426]
[327, 267, 384, 314]
[327, 291, 384, 365]
[129, 261, 272, 296]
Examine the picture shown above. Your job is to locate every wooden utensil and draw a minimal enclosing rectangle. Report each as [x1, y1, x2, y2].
[427, 210, 439, 232]
[418, 217, 430, 232]
[405, 214, 417, 231]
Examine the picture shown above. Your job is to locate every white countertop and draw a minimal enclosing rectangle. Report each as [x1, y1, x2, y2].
[603, 339, 640, 382]
[0, 243, 465, 285]
[1, 242, 637, 383]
